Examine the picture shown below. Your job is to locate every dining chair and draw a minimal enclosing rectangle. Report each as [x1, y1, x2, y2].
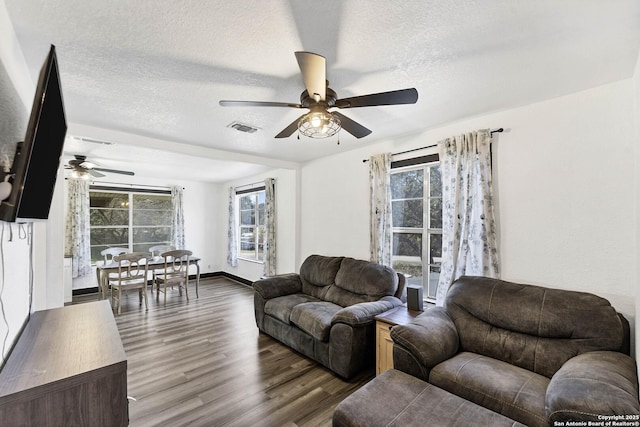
[154, 249, 192, 305]
[101, 247, 130, 263]
[99, 247, 130, 299]
[148, 245, 176, 290]
[110, 252, 151, 315]
[149, 245, 176, 258]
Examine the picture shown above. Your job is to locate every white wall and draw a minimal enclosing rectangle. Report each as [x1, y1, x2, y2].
[0, 1, 32, 111]
[299, 78, 637, 345]
[300, 143, 391, 262]
[0, 222, 32, 361]
[0, 0, 61, 365]
[33, 167, 66, 310]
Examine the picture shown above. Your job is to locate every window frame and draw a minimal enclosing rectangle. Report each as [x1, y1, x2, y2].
[236, 187, 266, 263]
[390, 154, 442, 303]
[89, 186, 173, 265]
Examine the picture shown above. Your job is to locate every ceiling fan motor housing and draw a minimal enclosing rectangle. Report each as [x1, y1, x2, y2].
[300, 86, 337, 109]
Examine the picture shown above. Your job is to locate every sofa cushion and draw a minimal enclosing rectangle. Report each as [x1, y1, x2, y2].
[264, 294, 319, 325]
[333, 369, 526, 427]
[430, 352, 549, 427]
[444, 276, 625, 377]
[332, 297, 401, 327]
[324, 257, 398, 307]
[290, 301, 342, 342]
[299, 255, 343, 299]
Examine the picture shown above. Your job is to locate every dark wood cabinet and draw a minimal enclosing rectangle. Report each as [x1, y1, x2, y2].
[0, 301, 128, 426]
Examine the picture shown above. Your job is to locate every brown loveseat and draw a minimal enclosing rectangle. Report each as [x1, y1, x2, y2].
[389, 276, 640, 426]
[253, 255, 405, 379]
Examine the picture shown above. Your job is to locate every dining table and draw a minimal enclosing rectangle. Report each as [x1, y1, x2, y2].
[96, 255, 201, 301]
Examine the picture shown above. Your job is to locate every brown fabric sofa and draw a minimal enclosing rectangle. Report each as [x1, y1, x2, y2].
[390, 276, 639, 426]
[253, 254, 405, 379]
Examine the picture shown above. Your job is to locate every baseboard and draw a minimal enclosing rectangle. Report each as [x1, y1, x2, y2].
[73, 287, 100, 296]
[209, 271, 254, 287]
[71, 271, 254, 296]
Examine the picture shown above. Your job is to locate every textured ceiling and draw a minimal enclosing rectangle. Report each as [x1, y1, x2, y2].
[4, 0, 640, 182]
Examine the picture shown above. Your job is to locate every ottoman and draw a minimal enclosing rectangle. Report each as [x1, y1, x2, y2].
[333, 369, 525, 426]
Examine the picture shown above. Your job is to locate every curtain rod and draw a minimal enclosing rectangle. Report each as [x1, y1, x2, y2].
[362, 128, 503, 163]
[87, 181, 183, 190]
[234, 181, 264, 190]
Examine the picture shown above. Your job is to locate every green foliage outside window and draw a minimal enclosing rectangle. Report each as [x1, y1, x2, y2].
[390, 163, 442, 300]
[89, 190, 172, 263]
[238, 190, 266, 261]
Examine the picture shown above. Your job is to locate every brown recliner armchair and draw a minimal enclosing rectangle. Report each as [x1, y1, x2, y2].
[391, 276, 639, 426]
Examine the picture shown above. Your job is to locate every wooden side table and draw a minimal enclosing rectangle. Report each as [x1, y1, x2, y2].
[374, 305, 423, 375]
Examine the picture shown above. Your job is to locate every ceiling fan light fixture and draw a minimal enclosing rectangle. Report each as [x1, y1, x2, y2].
[298, 110, 340, 139]
[70, 169, 90, 180]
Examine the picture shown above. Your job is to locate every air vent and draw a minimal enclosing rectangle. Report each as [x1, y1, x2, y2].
[227, 121, 260, 134]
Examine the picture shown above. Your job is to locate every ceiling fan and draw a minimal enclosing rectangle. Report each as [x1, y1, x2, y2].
[65, 155, 134, 178]
[219, 51, 419, 139]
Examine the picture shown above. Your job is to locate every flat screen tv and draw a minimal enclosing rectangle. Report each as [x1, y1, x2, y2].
[0, 45, 67, 222]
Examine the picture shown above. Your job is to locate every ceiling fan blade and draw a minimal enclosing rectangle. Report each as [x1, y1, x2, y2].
[93, 167, 135, 176]
[275, 114, 307, 138]
[88, 169, 106, 178]
[332, 111, 372, 139]
[335, 88, 418, 108]
[219, 100, 303, 108]
[295, 51, 326, 101]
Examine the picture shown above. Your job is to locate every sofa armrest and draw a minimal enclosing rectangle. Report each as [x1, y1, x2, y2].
[253, 273, 302, 300]
[332, 296, 403, 327]
[546, 351, 640, 422]
[390, 307, 459, 369]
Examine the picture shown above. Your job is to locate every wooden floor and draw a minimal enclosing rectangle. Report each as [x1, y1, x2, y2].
[73, 277, 373, 427]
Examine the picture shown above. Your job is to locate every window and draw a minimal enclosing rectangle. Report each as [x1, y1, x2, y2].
[89, 189, 172, 263]
[237, 189, 265, 262]
[390, 158, 442, 301]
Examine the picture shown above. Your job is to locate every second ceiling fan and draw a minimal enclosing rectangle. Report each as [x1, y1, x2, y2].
[66, 155, 134, 178]
[219, 51, 418, 139]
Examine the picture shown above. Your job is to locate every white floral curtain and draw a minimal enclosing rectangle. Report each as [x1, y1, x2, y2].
[436, 129, 500, 305]
[64, 179, 91, 278]
[171, 186, 185, 249]
[263, 178, 276, 276]
[369, 153, 393, 267]
[227, 186, 238, 267]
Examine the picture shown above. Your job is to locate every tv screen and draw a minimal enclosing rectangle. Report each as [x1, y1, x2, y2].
[0, 45, 67, 222]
